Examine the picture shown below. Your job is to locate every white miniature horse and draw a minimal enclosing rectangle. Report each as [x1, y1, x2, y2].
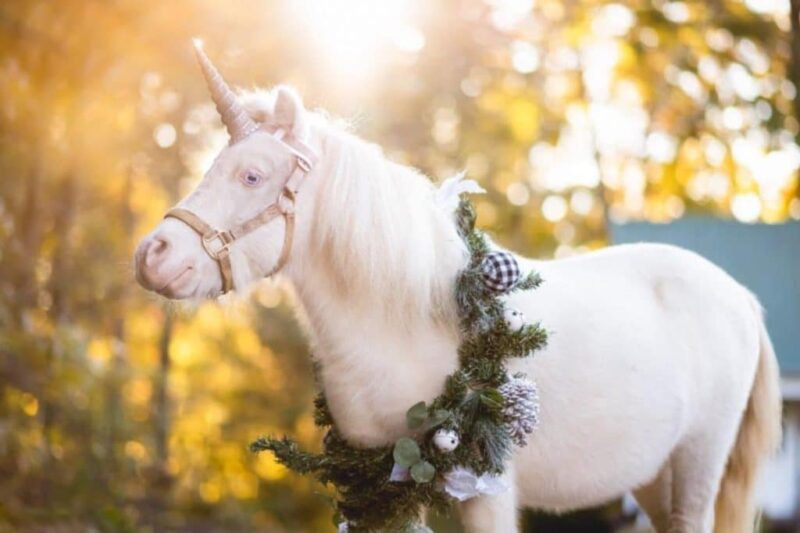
[134, 47, 781, 533]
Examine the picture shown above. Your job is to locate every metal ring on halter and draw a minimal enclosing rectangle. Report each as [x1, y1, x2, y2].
[201, 230, 233, 260]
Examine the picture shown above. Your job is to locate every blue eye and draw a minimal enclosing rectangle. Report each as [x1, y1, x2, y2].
[242, 173, 262, 186]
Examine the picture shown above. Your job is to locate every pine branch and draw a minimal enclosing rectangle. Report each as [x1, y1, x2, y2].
[250, 436, 326, 474]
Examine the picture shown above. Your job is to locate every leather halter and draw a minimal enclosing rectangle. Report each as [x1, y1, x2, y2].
[164, 130, 317, 294]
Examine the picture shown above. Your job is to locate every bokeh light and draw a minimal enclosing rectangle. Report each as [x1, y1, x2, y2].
[283, 0, 423, 84]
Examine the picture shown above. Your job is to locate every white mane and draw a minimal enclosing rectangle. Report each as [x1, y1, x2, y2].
[240, 89, 468, 321]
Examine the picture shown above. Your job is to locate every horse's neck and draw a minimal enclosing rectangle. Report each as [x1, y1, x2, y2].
[294, 278, 462, 446]
[288, 143, 467, 446]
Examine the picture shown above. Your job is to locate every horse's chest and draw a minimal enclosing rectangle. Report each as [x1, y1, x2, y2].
[318, 328, 459, 447]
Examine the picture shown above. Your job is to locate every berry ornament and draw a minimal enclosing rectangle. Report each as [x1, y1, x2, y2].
[432, 428, 460, 452]
[480, 251, 521, 293]
[504, 308, 526, 331]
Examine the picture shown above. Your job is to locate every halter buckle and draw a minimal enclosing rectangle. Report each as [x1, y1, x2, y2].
[202, 230, 233, 260]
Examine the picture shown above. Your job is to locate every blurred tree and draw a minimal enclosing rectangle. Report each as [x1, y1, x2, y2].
[0, 0, 796, 531]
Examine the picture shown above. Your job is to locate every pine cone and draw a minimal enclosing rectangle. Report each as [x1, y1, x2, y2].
[498, 377, 540, 447]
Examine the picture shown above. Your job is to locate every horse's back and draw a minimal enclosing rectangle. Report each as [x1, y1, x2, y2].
[508, 243, 761, 511]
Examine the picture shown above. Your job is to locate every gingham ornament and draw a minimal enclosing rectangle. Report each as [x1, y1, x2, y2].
[480, 251, 521, 292]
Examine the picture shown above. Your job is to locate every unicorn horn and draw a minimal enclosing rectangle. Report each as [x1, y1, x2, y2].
[192, 39, 259, 143]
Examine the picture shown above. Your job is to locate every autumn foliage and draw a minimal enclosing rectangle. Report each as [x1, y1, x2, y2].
[0, 0, 797, 530]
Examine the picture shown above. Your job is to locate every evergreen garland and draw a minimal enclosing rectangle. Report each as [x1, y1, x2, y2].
[250, 198, 547, 532]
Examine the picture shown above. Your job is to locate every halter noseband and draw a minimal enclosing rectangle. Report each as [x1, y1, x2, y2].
[164, 131, 317, 294]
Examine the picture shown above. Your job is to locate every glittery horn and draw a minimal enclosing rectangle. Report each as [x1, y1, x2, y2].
[192, 39, 259, 143]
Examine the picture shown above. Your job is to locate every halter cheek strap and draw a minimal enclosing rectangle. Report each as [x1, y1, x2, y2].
[164, 133, 316, 294]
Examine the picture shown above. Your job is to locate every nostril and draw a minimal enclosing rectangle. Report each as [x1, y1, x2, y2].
[145, 236, 170, 266]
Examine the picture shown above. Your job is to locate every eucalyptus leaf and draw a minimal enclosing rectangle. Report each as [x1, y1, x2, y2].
[393, 437, 421, 467]
[427, 409, 451, 427]
[406, 401, 428, 429]
[410, 460, 436, 483]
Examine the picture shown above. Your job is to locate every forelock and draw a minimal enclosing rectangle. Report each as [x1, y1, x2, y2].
[238, 89, 279, 124]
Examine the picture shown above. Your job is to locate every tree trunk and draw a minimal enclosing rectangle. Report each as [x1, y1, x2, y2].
[154, 309, 173, 472]
[15, 154, 42, 324]
[104, 169, 135, 475]
[148, 308, 174, 526]
[39, 172, 77, 500]
[791, 0, 800, 198]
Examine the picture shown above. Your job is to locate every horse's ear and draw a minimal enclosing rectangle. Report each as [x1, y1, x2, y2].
[273, 86, 308, 139]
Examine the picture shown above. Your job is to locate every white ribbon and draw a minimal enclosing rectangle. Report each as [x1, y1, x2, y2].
[435, 172, 485, 213]
[442, 467, 510, 502]
[389, 462, 411, 482]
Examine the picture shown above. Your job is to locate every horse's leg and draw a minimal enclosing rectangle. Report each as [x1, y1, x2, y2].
[459, 464, 518, 533]
[633, 460, 673, 533]
[459, 491, 518, 533]
[668, 433, 732, 533]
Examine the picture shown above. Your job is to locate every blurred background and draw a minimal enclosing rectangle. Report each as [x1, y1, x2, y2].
[1, 0, 799, 531]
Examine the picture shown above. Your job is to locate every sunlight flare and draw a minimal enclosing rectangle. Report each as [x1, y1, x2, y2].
[284, 0, 422, 83]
